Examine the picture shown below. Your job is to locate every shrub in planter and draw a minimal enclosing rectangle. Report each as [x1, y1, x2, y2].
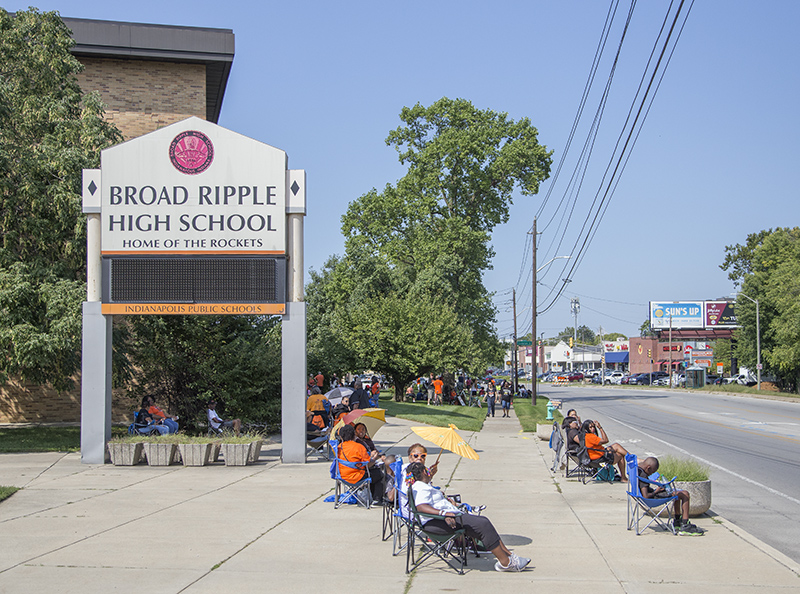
[220, 433, 264, 466]
[178, 440, 213, 466]
[143, 441, 179, 466]
[107, 436, 147, 466]
[658, 456, 711, 516]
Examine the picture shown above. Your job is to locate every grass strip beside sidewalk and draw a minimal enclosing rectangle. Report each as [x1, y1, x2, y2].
[378, 393, 487, 431]
[0, 486, 20, 502]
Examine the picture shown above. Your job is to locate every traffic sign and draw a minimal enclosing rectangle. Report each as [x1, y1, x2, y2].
[517, 340, 532, 346]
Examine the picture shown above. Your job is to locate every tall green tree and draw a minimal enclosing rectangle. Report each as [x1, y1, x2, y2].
[0, 9, 122, 390]
[722, 227, 800, 392]
[331, 98, 552, 384]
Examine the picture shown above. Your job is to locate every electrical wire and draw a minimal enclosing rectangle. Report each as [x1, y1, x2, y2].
[538, 0, 693, 316]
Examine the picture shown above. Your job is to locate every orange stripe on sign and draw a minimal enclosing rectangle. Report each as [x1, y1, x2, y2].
[101, 251, 285, 256]
[101, 303, 286, 315]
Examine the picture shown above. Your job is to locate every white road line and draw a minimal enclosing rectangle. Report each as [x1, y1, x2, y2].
[609, 414, 800, 507]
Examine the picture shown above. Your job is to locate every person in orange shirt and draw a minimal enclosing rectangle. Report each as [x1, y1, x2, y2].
[432, 376, 444, 406]
[315, 371, 324, 389]
[306, 387, 329, 429]
[337, 424, 383, 503]
[581, 419, 629, 481]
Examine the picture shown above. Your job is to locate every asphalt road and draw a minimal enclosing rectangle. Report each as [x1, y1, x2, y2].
[535, 383, 800, 564]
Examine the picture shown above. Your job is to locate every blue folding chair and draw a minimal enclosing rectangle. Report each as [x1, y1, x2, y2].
[128, 411, 167, 436]
[626, 453, 678, 535]
[379, 457, 413, 556]
[330, 439, 372, 509]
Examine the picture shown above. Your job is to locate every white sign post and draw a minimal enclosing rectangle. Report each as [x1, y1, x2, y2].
[81, 117, 306, 463]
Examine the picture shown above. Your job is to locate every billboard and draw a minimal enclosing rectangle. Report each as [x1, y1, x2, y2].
[705, 301, 737, 327]
[650, 301, 740, 330]
[650, 302, 704, 329]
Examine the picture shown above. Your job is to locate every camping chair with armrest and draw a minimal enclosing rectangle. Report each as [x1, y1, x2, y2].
[550, 421, 566, 473]
[306, 428, 330, 460]
[381, 456, 404, 545]
[330, 439, 372, 509]
[566, 434, 612, 484]
[128, 411, 165, 436]
[626, 453, 678, 535]
[405, 486, 468, 575]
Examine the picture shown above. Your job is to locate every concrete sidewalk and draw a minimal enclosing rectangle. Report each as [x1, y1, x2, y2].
[0, 409, 798, 593]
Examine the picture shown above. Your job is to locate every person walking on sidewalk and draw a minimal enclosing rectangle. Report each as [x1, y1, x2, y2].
[638, 457, 705, 536]
[485, 378, 497, 417]
[500, 381, 512, 417]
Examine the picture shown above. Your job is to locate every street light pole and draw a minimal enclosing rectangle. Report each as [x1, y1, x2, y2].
[739, 293, 761, 390]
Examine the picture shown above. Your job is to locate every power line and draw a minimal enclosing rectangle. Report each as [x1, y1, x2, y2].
[538, 0, 693, 315]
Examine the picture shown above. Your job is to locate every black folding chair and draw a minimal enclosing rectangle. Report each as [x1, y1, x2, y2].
[406, 487, 468, 575]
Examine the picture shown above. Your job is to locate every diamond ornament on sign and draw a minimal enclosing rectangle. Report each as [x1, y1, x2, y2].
[88, 180, 98, 195]
[291, 180, 300, 195]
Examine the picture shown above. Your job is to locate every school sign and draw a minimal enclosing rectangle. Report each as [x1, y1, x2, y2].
[84, 117, 297, 315]
[81, 117, 308, 464]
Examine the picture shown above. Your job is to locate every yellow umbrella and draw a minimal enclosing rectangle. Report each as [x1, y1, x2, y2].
[332, 408, 386, 439]
[411, 424, 479, 464]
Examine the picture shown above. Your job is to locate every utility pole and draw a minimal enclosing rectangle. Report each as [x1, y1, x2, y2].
[668, 314, 673, 388]
[599, 325, 604, 378]
[512, 288, 518, 395]
[531, 218, 537, 406]
[570, 297, 580, 370]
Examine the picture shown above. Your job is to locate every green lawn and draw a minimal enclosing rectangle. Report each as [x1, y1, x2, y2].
[0, 426, 82, 453]
[378, 393, 487, 431]
[377, 392, 563, 432]
[514, 397, 563, 432]
[0, 486, 20, 502]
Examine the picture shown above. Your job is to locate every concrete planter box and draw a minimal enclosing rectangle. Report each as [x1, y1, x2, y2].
[248, 440, 263, 463]
[536, 423, 553, 441]
[108, 442, 143, 466]
[221, 443, 251, 466]
[674, 480, 711, 516]
[143, 443, 178, 466]
[211, 443, 222, 463]
[178, 443, 212, 466]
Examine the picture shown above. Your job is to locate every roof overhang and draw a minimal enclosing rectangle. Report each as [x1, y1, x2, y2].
[62, 17, 234, 123]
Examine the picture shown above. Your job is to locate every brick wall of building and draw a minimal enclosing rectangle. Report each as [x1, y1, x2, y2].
[0, 378, 135, 424]
[76, 58, 206, 140]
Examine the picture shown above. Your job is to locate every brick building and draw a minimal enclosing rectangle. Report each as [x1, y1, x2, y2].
[0, 17, 234, 423]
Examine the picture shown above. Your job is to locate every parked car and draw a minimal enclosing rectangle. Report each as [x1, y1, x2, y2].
[620, 374, 633, 385]
[629, 373, 650, 385]
[604, 371, 625, 385]
[591, 374, 603, 384]
[567, 371, 584, 382]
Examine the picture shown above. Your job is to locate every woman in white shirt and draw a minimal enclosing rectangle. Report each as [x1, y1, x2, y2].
[406, 462, 530, 572]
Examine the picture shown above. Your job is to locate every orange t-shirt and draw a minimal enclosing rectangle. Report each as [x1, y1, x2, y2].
[433, 379, 444, 395]
[338, 441, 370, 483]
[584, 433, 605, 460]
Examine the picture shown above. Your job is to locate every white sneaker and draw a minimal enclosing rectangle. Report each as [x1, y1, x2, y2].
[511, 553, 531, 571]
[495, 554, 530, 572]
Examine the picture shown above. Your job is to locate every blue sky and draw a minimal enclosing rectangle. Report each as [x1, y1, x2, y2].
[7, 1, 798, 340]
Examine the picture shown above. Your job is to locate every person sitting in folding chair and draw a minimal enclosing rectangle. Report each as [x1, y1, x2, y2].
[207, 400, 241, 436]
[581, 420, 629, 481]
[638, 457, 705, 536]
[406, 462, 530, 572]
[337, 424, 383, 504]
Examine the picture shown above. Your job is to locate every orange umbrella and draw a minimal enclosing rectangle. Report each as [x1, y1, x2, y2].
[332, 408, 386, 438]
[411, 424, 479, 464]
